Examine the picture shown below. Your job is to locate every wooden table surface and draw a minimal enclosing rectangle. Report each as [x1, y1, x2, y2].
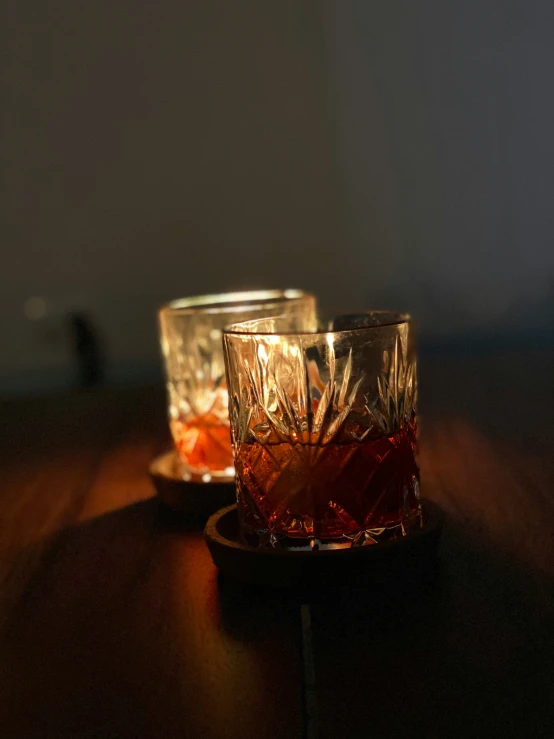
[1, 350, 553, 739]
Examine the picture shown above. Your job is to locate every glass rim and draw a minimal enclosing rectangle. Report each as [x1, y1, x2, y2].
[159, 289, 312, 317]
[223, 310, 412, 338]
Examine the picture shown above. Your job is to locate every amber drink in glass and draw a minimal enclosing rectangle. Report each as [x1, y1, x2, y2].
[158, 290, 316, 482]
[223, 312, 420, 547]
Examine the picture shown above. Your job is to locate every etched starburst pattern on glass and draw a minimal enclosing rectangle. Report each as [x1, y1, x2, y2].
[223, 312, 421, 548]
[158, 290, 316, 481]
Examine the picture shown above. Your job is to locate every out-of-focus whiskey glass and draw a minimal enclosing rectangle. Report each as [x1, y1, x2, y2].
[222, 312, 420, 547]
[159, 290, 316, 482]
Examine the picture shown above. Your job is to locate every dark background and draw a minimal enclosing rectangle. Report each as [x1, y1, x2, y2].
[2, 0, 553, 396]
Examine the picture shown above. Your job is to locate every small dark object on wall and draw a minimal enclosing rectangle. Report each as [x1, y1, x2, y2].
[68, 312, 105, 388]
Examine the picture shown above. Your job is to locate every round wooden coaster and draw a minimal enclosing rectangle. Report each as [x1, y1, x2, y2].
[204, 500, 443, 588]
[149, 450, 236, 515]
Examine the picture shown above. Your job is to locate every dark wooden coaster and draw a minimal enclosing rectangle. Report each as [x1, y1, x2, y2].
[149, 450, 236, 515]
[204, 500, 443, 588]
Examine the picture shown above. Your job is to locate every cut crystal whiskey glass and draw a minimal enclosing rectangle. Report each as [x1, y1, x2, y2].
[223, 312, 420, 547]
[159, 290, 316, 482]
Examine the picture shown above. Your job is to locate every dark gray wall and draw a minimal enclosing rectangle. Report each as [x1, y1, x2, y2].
[323, 0, 554, 341]
[1, 1, 341, 394]
[2, 1, 553, 395]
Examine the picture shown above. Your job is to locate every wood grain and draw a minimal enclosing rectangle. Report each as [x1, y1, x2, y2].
[1, 351, 553, 738]
[0, 387, 304, 739]
[309, 350, 554, 738]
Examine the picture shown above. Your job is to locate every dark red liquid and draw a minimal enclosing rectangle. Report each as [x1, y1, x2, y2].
[235, 420, 419, 541]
